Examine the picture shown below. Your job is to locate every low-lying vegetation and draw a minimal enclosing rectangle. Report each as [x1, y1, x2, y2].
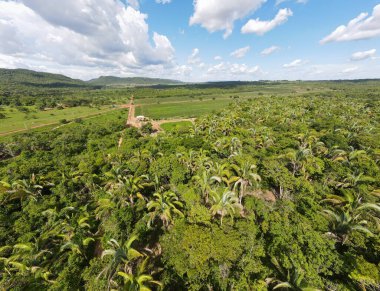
[1, 90, 379, 289]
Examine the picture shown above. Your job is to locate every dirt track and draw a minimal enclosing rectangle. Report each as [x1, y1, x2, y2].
[0, 97, 195, 137]
[125, 96, 195, 131]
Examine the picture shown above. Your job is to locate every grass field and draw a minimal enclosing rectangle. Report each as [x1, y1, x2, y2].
[0, 108, 129, 141]
[0, 81, 344, 135]
[160, 121, 193, 132]
[135, 99, 235, 119]
[0, 105, 125, 135]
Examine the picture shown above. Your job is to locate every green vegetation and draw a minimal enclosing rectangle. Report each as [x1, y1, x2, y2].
[160, 121, 193, 132]
[0, 69, 380, 290]
[136, 99, 234, 119]
[88, 76, 183, 87]
[0, 105, 122, 134]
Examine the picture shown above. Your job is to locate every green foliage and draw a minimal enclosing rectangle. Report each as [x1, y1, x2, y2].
[1, 80, 380, 290]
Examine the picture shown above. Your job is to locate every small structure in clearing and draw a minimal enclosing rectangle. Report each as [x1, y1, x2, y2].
[136, 115, 149, 122]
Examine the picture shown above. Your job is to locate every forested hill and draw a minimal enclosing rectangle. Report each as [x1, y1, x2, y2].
[87, 76, 183, 86]
[0, 68, 183, 88]
[0, 68, 88, 88]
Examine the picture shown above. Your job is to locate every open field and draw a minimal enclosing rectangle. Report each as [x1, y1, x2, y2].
[0, 105, 126, 135]
[2, 79, 380, 136]
[1, 72, 380, 290]
[135, 98, 235, 119]
[160, 121, 193, 132]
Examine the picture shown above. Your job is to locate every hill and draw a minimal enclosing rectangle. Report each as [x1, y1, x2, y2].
[0, 68, 88, 88]
[87, 75, 183, 86]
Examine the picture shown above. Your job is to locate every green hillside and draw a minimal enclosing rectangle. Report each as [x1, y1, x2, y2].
[0, 68, 87, 88]
[87, 75, 183, 86]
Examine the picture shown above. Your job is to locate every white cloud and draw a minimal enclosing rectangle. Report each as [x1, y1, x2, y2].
[230, 46, 250, 58]
[283, 59, 305, 68]
[156, 0, 171, 4]
[189, 0, 266, 38]
[207, 62, 261, 77]
[127, 0, 139, 9]
[188, 48, 201, 64]
[276, 0, 307, 6]
[0, 0, 176, 79]
[261, 46, 280, 56]
[321, 4, 380, 44]
[342, 67, 358, 74]
[214, 56, 222, 61]
[350, 49, 376, 61]
[242, 8, 293, 35]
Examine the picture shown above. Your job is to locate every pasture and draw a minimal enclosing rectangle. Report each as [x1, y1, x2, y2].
[0, 105, 124, 135]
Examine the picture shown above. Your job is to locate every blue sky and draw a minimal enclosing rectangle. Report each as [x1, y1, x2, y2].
[0, 0, 379, 81]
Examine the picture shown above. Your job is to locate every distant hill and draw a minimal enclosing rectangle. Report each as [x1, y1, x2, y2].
[0, 68, 183, 89]
[87, 76, 183, 87]
[0, 68, 89, 88]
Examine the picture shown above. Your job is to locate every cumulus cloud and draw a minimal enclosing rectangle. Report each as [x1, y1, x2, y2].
[127, 0, 139, 9]
[261, 46, 280, 56]
[230, 46, 250, 58]
[188, 48, 201, 64]
[242, 8, 293, 35]
[350, 49, 376, 61]
[321, 4, 380, 44]
[214, 56, 222, 61]
[190, 0, 266, 38]
[0, 0, 176, 79]
[207, 62, 261, 77]
[283, 59, 305, 68]
[342, 67, 359, 74]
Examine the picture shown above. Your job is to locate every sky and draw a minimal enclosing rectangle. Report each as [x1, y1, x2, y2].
[0, 0, 380, 81]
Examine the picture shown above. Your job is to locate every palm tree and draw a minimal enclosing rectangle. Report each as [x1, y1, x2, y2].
[266, 258, 321, 290]
[99, 236, 143, 286]
[0, 174, 43, 204]
[208, 162, 231, 185]
[126, 174, 151, 204]
[146, 192, 184, 228]
[210, 188, 243, 226]
[322, 190, 379, 213]
[104, 166, 128, 191]
[176, 150, 198, 174]
[117, 257, 162, 291]
[192, 171, 219, 203]
[111, 174, 150, 206]
[323, 208, 377, 245]
[95, 198, 115, 221]
[231, 162, 261, 204]
[229, 137, 242, 157]
[284, 147, 312, 177]
[0, 242, 54, 284]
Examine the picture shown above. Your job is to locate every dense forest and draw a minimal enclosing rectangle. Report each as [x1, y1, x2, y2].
[0, 73, 380, 290]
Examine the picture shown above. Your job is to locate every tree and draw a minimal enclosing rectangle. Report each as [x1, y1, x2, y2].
[146, 192, 184, 229]
[117, 257, 162, 291]
[0, 174, 43, 205]
[192, 170, 219, 204]
[231, 162, 261, 204]
[323, 209, 377, 245]
[99, 236, 143, 286]
[209, 188, 243, 226]
[267, 258, 321, 291]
